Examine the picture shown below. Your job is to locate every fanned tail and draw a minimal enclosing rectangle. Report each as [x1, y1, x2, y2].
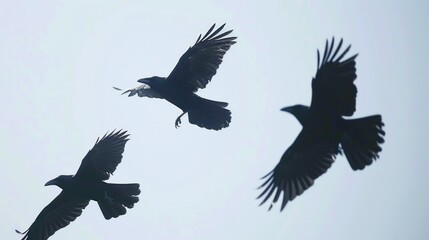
[341, 115, 385, 170]
[188, 97, 231, 130]
[98, 183, 141, 220]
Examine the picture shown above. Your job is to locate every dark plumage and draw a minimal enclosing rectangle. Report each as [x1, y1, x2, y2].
[116, 23, 236, 130]
[16, 130, 140, 240]
[258, 38, 385, 211]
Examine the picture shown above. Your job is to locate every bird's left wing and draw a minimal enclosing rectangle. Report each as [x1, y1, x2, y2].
[74, 130, 129, 181]
[113, 85, 164, 99]
[258, 133, 339, 211]
[166, 23, 237, 92]
[16, 191, 89, 240]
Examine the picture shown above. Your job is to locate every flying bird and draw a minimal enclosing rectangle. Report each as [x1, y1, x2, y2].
[115, 23, 236, 130]
[16, 130, 140, 240]
[258, 38, 385, 211]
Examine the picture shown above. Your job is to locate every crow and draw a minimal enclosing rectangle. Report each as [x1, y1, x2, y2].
[16, 130, 140, 239]
[258, 38, 385, 211]
[115, 23, 236, 130]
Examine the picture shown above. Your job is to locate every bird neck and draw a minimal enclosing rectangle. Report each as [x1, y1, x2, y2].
[290, 105, 311, 126]
[294, 112, 310, 126]
[57, 176, 74, 190]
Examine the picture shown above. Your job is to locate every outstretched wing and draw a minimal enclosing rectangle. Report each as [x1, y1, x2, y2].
[74, 130, 129, 181]
[113, 85, 163, 99]
[167, 23, 237, 92]
[16, 191, 89, 240]
[257, 131, 339, 211]
[310, 38, 358, 116]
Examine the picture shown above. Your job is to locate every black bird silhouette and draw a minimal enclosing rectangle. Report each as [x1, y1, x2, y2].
[16, 130, 140, 240]
[115, 23, 236, 130]
[258, 38, 385, 211]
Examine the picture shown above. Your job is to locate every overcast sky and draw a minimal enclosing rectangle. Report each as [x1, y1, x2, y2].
[1, 1, 428, 239]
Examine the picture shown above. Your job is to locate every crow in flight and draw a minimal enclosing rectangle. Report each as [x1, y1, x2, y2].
[115, 23, 236, 130]
[258, 38, 385, 211]
[16, 130, 140, 240]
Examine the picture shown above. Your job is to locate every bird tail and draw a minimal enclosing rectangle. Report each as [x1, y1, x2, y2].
[98, 183, 140, 220]
[341, 115, 385, 170]
[188, 97, 231, 130]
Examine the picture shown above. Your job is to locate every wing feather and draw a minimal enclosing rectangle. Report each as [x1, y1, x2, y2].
[74, 130, 130, 181]
[311, 38, 358, 116]
[167, 24, 236, 92]
[16, 192, 89, 240]
[258, 131, 339, 211]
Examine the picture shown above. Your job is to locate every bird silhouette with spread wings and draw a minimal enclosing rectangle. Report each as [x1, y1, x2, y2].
[258, 38, 385, 211]
[16, 130, 140, 240]
[115, 23, 236, 130]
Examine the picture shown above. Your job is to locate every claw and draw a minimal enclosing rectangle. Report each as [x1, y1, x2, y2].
[175, 117, 182, 128]
[174, 111, 187, 129]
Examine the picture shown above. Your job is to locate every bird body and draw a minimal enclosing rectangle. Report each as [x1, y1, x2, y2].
[138, 76, 195, 112]
[46, 175, 109, 201]
[117, 24, 236, 130]
[17, 130, 140, 240]
[258, 38, 385, 211]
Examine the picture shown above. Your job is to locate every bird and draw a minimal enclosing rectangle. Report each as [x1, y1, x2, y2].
[16, 130, 140, 240]
[257, 38, 385, 211]
[115, 23, 236, 130]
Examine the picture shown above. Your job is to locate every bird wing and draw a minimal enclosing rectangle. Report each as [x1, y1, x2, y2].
[16, 191, 89, 240]
[166, 23, 237, 92]
[310, 38, 358, 116]
[257, 131, 339, 211]
[74, 130, 129, 181]
[113, 84, 164, 99]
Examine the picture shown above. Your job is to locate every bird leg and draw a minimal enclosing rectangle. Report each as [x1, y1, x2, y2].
[175, 112, 187, 128]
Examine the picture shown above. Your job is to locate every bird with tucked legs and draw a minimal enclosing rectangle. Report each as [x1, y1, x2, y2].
[258, 38, 385, 211]
[16, 130, 140, 240]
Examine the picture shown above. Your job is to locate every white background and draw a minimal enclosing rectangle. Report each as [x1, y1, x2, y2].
[1, 1, 428, 239]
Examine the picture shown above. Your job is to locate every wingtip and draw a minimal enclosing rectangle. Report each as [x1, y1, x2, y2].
[15, 228, 29, 235]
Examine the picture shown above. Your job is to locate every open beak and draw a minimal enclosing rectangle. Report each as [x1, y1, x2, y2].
[44, 179, 57, 186]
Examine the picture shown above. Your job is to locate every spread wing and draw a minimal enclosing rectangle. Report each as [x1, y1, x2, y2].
[310, 38, 358, 116]
[113, 85, 163, 99]
[167, 23, 237, 92]
[257, 131, 339, 211]
[74, 130, 129, 181]
[16, 191, 89, 240]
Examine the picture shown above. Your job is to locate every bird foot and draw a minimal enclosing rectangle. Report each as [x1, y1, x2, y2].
[174, 112, 187, 129]
[175, 117, 182, 128]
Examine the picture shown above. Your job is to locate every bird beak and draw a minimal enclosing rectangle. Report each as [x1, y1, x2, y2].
[45, 179, 57, 186]
[137, 78, 150, 84]
[280, 106, 292, 113]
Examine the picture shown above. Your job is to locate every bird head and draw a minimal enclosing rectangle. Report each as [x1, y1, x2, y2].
[45, 175, 73, 189]
[281, 104, 310, 126]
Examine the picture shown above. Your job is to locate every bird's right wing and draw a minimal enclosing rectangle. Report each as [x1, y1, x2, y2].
[16, 191, 89, 240]
[310, 38, 358, 116]
[113, 84, 164, 99]
[257, 133, 339, 211]
[74, 130, 129, 181]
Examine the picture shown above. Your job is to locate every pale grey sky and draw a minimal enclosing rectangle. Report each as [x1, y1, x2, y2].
[1, 1, 428, 239]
